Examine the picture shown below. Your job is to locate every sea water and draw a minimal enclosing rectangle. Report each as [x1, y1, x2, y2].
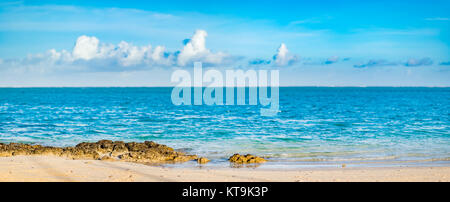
[0, 87, 449, 168]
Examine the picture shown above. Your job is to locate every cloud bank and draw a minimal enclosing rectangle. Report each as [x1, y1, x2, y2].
[273, 43, 298, 66]
[324, 56, 339, 64]
[0, 30, 231, 73]
[0, 27, 447, 83]
[354, 58, 436, 68]
[177, 30, 228, 66]
[249, 43, 298, 66]
[405, 58, 433, 67]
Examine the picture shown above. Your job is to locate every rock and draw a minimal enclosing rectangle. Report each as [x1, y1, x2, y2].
[197, 157, 210, 164]
[100, 156, 115, 161]
[33, 146, 63, 156]
[0, 143, 13, 157]
[111, 141, 128, 156]
[0, 140, 198, 164]
[228, 153, 267, 164]
[118, 153, 132, 160]
[61, 147, 100, 160]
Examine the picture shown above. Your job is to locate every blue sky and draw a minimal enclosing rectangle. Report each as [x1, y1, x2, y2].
[0, 0, 449, 86]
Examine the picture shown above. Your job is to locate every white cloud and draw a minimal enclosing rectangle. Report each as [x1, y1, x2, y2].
[115, 41, 151, 66]
[72, 35, 100, 60]
[273, 43, 297, 66]
[49, 35, 162, 68]
[177, 30, 227, 66]
[0, 30, 232, 72]
[248, 43, 299, 66]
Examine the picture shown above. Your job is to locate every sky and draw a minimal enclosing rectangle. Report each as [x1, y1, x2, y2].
[0, 0, 449, 86]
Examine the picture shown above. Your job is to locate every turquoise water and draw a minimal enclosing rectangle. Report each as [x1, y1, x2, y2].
[0, 87, 449, 167]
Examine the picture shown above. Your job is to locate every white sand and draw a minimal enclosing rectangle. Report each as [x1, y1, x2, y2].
[0, 155, 449, 182]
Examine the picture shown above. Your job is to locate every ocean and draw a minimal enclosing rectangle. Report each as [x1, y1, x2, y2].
[0, 87, 449, 168]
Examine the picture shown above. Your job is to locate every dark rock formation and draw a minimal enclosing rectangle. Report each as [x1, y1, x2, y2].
[228, 153, 267, 164]
[0, 140, 198, 164]
[197, 157, 210, 164]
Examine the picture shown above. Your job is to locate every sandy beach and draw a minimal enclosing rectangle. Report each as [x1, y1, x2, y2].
[1, 155, 449, 182]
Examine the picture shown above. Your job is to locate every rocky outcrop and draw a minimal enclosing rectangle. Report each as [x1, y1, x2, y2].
[228, 153, 267, 164]
[0, 140, 199, 164]
[197, 157, 210, 164]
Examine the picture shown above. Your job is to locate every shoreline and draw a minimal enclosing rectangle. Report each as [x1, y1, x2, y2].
[1, 155, 449, 182]
[1, 140, 449, 182]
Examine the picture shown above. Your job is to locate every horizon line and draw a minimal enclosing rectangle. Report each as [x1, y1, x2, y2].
[0, 86, 449, 88]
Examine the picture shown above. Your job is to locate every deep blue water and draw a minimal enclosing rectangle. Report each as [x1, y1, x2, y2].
[0, 87, 449, 167]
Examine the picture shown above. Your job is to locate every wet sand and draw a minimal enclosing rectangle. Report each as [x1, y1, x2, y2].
[1, 155, 449, 182]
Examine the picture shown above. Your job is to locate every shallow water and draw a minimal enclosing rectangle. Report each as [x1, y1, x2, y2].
[0, 87, 449, 167]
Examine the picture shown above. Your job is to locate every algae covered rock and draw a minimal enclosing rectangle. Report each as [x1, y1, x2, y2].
[61, 147, 100, 160]
[0, 143, 12, 157]
[197, 157, 210, 164]
[228, 153, 267, 164]
[0, 140, 198, 164]
[100, 156, 116, 161]
[33, 146, 63, 156]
